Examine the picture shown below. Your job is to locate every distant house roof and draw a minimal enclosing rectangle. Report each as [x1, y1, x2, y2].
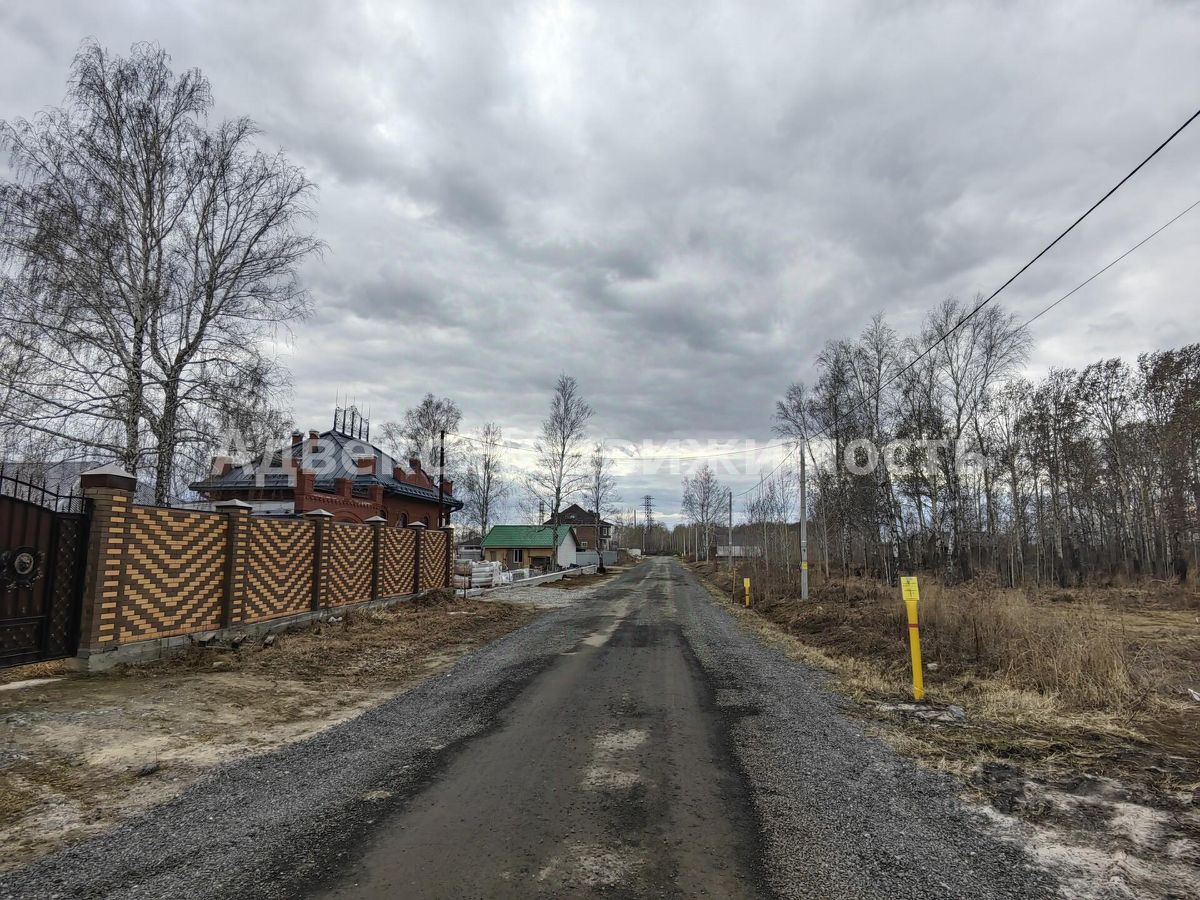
[481, 525, 576, 549]
[547, 503, 613, 527]
[189, 428, 463, 511]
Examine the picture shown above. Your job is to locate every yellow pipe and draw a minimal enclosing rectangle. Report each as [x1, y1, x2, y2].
[901, 576, 924, 701]
[743, 577, 751, 608]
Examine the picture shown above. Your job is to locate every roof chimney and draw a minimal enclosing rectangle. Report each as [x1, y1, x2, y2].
[308, 430, 320, 453]
[291, 430, 303, 447]
[355, 455, 376, 475]
[408, 457, 422, 473]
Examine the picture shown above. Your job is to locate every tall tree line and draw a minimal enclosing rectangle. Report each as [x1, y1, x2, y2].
[775, 299, 1199, 586]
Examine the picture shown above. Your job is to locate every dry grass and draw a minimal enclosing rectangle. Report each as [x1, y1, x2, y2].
[691, 560, 1200, 776]
[145, 591, 538, 684]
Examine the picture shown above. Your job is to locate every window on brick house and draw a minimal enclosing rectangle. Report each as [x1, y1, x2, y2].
[398, 512, 408, 526]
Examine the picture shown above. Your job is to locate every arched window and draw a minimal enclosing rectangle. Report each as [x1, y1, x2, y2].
[422, 514, 430, 527]
[398, 512, 408, 526]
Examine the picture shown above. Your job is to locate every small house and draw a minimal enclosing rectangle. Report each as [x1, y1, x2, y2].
[481, 525, 578, 570]
[544, 503, 615, 551]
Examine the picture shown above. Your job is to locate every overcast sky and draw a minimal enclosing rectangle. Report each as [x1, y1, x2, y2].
[3, 1, 1199, 519]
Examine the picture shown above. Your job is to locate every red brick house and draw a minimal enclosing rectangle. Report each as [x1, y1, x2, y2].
[545, 503, 614, 551]
[190, 423, 462, 527]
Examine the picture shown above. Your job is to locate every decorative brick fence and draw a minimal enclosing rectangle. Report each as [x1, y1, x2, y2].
[76, 466, 451, 666]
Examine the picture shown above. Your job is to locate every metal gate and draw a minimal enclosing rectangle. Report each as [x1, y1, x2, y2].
[0, 471, 89, 669]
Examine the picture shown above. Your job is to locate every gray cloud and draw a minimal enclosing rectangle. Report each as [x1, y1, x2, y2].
[4, 0, 1200, 514]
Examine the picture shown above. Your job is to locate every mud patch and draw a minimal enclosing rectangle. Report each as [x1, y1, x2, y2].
[537, 842, 641, 888]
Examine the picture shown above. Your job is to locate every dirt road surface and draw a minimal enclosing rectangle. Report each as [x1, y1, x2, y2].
[0, 558, 1055, 899]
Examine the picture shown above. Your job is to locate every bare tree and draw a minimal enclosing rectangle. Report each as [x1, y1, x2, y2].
[462, 422, 508, 541]
[681, 462, 725, 562]
[525, 374, 592, 568]
[923, 298, 1030, 577]
[381, 392, 462, 474]
[0, 41, 318, 502]
[585, 444, 619, 572]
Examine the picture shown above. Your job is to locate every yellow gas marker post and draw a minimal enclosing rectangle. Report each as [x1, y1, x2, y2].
[900, 576, 924, 701]
[743, 577, 751, 608]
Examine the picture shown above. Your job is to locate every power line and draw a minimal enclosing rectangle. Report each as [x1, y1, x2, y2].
[739, 192, 1200, 500]
[447, 429, 789, 463]
[732, 105, 1200, 499]
[899, 104, 1200, 378]
[1019, 196, 1200, 330]
[442, 107, 1200, 501]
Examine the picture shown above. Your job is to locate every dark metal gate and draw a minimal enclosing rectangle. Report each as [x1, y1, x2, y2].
[0, 471, 89, 669]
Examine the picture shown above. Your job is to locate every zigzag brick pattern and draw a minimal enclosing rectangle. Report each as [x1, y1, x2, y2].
[118, 507, 226, 640]
[380, 527, 416, 596]
[326, 522, 373, 605]
[244, 518, 313, 621]
[421, 530, 448, 590]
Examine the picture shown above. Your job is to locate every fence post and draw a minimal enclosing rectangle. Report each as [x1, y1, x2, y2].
[215, 499, 252, 629]
[77, 464, 137, 659]
[441, 526, 454, 589]
[366, 515, 386, 601]
[306, 509, 333, 610]
[411, 522, 425, 593]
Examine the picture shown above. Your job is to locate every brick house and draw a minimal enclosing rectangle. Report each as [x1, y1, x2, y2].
[190, 423, 462, 527]
[545, 503, 614, 551]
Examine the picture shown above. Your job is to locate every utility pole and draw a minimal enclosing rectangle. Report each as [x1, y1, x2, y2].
[800, 441, 809, 600]
[728, 488, 733, 575]
[437, 429, 446, 528]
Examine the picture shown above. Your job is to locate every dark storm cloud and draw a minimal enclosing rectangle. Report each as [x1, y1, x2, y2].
[3, 0, 1200, 512]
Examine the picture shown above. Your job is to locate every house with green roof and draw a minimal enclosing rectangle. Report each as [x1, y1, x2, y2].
[481, 524, 579, 570]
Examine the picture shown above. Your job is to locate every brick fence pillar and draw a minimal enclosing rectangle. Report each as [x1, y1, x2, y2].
[77, 464, 136, 657]
[441, 526, 454, 588]
[216, 499, 252, 628]
[366, 515, 386, 601]
[306, 508, 333, 610]
[411, 522, 425, 593]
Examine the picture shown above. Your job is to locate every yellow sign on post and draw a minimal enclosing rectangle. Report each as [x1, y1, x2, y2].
[900, 576, 924, 701]
[743, 577, 751, 608]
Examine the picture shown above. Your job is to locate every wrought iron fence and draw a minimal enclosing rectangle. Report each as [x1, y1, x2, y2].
[0, 466, 86, 514]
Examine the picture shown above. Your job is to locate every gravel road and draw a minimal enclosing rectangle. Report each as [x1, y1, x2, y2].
[0, 557, 1056, 899]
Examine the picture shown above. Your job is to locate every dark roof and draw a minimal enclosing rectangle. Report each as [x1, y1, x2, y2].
[546, 503, 613, 527]
[189, 429, 463, 510]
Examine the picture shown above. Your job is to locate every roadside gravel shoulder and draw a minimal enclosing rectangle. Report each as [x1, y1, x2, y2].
[671, 560, 1058, 900]
[0, 579, 627, 900]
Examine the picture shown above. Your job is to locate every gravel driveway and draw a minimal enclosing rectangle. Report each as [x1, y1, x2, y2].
[0, 557, 1056, 899]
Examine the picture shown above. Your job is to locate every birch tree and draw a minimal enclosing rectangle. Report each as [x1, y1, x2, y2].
[0, 40, 318, 502]
[525, 374, 592, 568]
[681, 462, 724, 562]
[462, 422, 508, 541]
